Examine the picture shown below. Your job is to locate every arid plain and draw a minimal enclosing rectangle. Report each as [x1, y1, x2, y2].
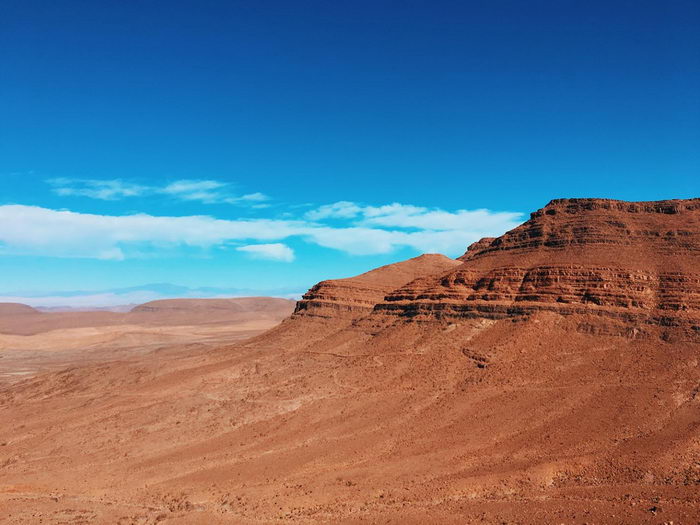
[1, 198, 699, 524]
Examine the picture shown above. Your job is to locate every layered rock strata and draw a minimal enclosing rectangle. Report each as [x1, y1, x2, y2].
[376, 199, 700, 337]
[292, 254, 461, 320]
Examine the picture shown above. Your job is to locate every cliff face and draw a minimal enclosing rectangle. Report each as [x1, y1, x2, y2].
[463, 198, 700, 262]
[377, 199, 700, 338]
[292, 254, 461, 320]
[457, 237, 496, 261]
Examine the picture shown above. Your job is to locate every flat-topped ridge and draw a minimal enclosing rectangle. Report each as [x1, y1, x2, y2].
[374, 198, 700, 339]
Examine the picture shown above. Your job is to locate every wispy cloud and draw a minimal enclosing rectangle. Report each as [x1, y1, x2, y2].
[236, 243, 295, 262]
[49, 178, 150, 200]
[161, 179, 228, 202]
[306, 201, 363, 220]
[0, 203, 523, 260]
[306, 201, 522, 231]
[47, 178, 270, 205]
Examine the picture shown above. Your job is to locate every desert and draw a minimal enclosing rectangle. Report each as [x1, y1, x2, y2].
[3, 2, 697, 522]
[0, 298, 296, 384]
[1, 198, 699, 523]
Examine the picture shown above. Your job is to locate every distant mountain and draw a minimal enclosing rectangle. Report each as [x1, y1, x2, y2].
[0, 296, 297, 335]
[35, 304, 137, 313]
[0, 283, 303, 308]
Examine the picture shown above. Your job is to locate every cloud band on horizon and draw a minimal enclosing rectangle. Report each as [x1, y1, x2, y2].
[0, 203, 523, 261]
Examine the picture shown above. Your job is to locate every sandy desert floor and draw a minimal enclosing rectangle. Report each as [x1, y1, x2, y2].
[0, 320, 284, 385]
[0, 298, 295, 386]
[1, 312, 698, 524]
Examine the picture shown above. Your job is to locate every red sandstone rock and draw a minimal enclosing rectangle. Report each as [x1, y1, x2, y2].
[293, 253, 461, 320]
[378, 198, 700, 340]
[457, 237, 497, 260]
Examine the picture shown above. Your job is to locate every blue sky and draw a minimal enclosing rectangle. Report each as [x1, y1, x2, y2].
[1, 1, 698, 305]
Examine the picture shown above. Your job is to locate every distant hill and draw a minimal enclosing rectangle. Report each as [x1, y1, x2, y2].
[131, 297, 295, 314]
[0, 302, 39, 315]
[0, 297, 296, 335]
[36, 305, 137, 313]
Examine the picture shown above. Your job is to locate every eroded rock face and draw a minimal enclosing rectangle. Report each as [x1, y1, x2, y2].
[457, 237, 496, 261]
[466, 198, 700, 259]
[377, 199, 700, 338]
[292, 254, 461, 320]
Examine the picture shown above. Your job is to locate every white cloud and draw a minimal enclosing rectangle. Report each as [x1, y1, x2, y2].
[48, 178, 270, 205]
[307, 201, 522, 232]
[0, 202, 522, 260]
[302, 226, 498, 256]
[301, 201, 523, 254]
[49, 178, 150, 200]
[162, 180, 226, 193]
[239, 192, 269, 202]
[161, 179, 227, 202]
[305, 201, 363, 220]
[236, 243, 295, 262]
[0, 205, 300, 259]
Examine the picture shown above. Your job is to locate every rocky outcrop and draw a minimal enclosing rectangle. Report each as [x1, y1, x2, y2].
[457, 237, 496, 261]
[375, 199, 700, 338]
[292, 254, 461, 320]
